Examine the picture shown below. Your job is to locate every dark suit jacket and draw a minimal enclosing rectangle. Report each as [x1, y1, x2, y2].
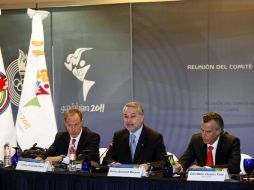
[42, 127, 100, 162]
[179, 132, 241, 174]
[102, 125, 167, 169]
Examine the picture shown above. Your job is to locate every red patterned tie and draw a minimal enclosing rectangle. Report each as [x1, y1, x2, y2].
[72, 138, 76, 148]
[206, 146, 214, 167]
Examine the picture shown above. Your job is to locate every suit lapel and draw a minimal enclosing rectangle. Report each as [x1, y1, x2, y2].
[122, 130, 132, 162]
[215, 135, 224, 165]
[201, 141, 207, 165]
[63, 134, 70, 155]
[133, 127, 146, 162]
[76, 128, 87, 155]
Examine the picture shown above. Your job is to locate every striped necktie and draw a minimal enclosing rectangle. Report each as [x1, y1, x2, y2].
[72, 138, 76, 148]
[130, 134, 136, 160]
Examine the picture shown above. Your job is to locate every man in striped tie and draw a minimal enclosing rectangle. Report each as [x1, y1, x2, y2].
[175, 112, 241, 174]
[38, 108, 100, 165]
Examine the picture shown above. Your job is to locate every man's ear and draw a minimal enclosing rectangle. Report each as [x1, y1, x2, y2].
[217, 128, 222, 135]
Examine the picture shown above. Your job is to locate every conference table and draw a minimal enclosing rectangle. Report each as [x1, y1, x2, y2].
[0, 167, 253, 190]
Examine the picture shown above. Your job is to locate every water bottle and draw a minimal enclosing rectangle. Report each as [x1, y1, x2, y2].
[81, 150, 91, 172]
[3, 143, 11, 167]
[11, 147, 19, 167]
[163, 155, 173, 177]
[68, 144, 76, 171]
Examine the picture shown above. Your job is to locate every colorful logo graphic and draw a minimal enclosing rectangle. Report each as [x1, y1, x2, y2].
[65, 48, 95, 102]
[0, 72, 10, 114]
[6, 50, 27, 106]
[24, 69, 50, 107]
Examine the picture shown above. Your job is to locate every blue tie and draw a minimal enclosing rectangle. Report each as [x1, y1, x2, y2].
[130, 134, 136, 160]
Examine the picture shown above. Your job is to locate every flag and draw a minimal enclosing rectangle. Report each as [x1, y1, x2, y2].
[0, 48, 17, 161]
[15, 8, 57, 150]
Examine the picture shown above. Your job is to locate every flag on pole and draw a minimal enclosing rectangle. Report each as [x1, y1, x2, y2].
[15, 8, 57, 150]
[0, 48, 17, 161]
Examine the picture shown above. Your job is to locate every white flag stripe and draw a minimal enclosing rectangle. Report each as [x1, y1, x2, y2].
[15, 9, 57, 150]
[0, 48, 17, 161]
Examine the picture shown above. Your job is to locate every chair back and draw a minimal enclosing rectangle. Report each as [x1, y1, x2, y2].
[99, 148, 108, 164]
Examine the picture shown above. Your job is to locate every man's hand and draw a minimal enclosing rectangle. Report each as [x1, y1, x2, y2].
[190, 164, 202, 169]
[175, 161, 183, 173]
[46, 156, 62, 163]
[34, 156, 44, 161]
[111, 162, 121, 165]
[140, 163, 150, 171]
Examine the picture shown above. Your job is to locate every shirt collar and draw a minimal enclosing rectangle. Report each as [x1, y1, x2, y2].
[208, 135, 220, 150]
[129, 125, 143, 142]
[70, 128, 82, 143]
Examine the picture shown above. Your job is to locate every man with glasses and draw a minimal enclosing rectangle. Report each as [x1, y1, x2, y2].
[175, 112, 240, 174]
[40, 108, 100, 164]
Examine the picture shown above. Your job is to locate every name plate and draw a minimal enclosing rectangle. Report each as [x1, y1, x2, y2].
[16, 158, 53, 172]
[187, 168, 230, 182]
[107, 164, 146, 178]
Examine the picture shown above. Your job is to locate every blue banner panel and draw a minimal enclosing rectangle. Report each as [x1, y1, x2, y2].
[51, 5, 132, 148]
[132, 1, 254, 157]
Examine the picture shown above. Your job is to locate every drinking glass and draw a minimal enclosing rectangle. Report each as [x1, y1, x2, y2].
[163, 155, 173, 177]
[81, 150, 91, 172]
[11, 147, 19, 167]
[243, 158, 254, 182]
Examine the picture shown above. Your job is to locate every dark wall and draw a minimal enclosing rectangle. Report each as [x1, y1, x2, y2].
[1, 0, 254, 158]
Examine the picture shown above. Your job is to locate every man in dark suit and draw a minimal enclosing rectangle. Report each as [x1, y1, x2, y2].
[176, 112, 240, 174]
[41, 108, 100, 163]
[103, 102, 167, 170]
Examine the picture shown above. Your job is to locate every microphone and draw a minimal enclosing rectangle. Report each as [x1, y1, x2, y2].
[92, 144, 113, 172]
[77, 154, 84, 160]
[99, 143, 113, 160]
[77, 149, 91, 160]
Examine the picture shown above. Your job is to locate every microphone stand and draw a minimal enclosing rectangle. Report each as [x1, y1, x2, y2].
[99, 143, 112, 162]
